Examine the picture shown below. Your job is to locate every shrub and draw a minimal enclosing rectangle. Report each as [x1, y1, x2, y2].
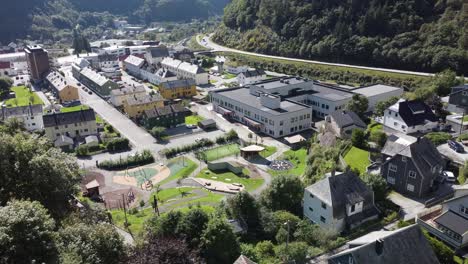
[98, 150, 154, 170]
[106, 138, 130, 152]
[75, 145, 89, 156]
[424, 132, 452, 146]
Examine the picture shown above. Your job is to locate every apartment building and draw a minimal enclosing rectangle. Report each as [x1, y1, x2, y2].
[109, 83, 147, 107]
[159, 79, 196, 100]
[161, 57, 208, 85]
[45, 71, 80, 102]
[43, 109, 97, 142]
[1, 104, 43, 131]
[123, 94, 165, 118]
[72, 65, 119, 96]
[25, 45, 50, 82]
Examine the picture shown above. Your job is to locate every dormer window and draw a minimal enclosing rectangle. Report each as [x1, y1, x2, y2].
[350, 204, 356, 213]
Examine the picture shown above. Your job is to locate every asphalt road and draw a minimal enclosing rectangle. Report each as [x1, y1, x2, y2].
[198, 34, 459, 78]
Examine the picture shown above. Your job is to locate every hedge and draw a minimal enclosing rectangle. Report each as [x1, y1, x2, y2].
[98, 150, 154, 170]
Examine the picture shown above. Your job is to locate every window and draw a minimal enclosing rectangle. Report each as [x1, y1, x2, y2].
[350, 204, 356, 213]
[463, 91, 468, 96]
[402, 156, 407, 162]
[321, 202, 327, 209]
[32, 123, 36, 126]
[309, 193, 314, 198]
[309, 207, 313, 212]
[389, 164, 397, 172]
[280, 121, 284, 126]
[387, 177, 396, 185]
[55, 126, 59, 130]
[320, 216, 326, 223]
[460, 206, 468, 215]
[408, 171, 417, 179]
[407, 184, 415, 192]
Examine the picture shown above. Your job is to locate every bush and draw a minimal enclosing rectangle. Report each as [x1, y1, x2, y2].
[351, 129, 367, 149]
[98, 150, 154, 170]
[162, 138, 215, 158]
[424, 132, 452, 146]
[458, 134, 468, 142]
[75, 145, 89, 156]
[106, 138, 130, 152]
[459, 162, 468, 184]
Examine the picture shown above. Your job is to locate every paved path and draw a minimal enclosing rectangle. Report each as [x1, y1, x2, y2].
[198, 35, 467, 79]
[114, 226, 135, 245]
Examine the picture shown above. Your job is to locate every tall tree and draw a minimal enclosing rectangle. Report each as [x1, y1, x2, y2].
[346, 94, 369, 117]
[260, 174, 304, 215]
[0, 200, 58, 263]
[201, 217, 240, 264]
[176, 208, 210, 247]
[0, 77, 12, 97]
[226, 191, 262, 236]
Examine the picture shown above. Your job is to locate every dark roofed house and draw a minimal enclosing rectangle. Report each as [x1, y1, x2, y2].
[198, 119, 217, 131]
[381, 137, 445, 198]
[143, 104, 191, 128]
[448, 84, 468, 109]
[326, 110, 366, 138]
[303, 171, 379, 233]
[383, 99, 438, 134]
[145, 45, 170, 64]
[43, 109, 97, 142]
[328, 225, 440, 264]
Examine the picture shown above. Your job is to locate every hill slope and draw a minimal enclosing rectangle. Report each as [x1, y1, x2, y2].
[213, 0, 468, 75]
[0, 0, 229, 43]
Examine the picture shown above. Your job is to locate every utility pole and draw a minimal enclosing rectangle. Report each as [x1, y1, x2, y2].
[460, 109, 465, 136]
[122, 194, 128, 227]
[153, 195, 160, 216]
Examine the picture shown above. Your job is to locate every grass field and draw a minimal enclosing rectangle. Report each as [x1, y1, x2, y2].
[202, 144, 240, 161]
[150, 187, 198, 204]
[111, 207, 153, 235]
[344, 147, 370, 174]
[185, 115, 204, 125]
[196, 168, 264, 192]
[367, 121, 383, 134]
[4, 86, 43, 107]
[60, 105, 89, 113]
[269, 148, 308, 177]
[260, 145, 277, 158]
[223, 73, 237, 79]
[158, 157, 198, 185]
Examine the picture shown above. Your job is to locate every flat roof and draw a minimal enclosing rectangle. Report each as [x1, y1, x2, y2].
[252, 77, 309, 90]
[215, 88, 310, 115]
[353, 84, 403, 97]
[434, 211, 468, 235]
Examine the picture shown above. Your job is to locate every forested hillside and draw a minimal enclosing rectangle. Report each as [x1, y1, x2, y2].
[213, 0, 468, 75]
[0, 0, 229, 43]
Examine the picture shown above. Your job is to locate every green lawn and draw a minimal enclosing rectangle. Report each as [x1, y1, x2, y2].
[96, 115, 104, 124]
[150, 187, 198, 204]
[344, 147, 370, 174]
[4, 86, 43, 107]
[60, 105, 89, 113]
[367, 121, 383, 134]
[164, 191, 225, 210]
[269, 148, 308, 177]
[260, 145, 277, 158]
[223, 73, 237, 79]
[196, 168, 264, 192]
[158, 157, 198, 185]
[185, 115, 204, 125]
[203, 144, 240, 161]
[111, 207, 154, 236]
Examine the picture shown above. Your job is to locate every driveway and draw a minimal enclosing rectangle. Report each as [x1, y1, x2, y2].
[438, 143, 468, 166]
[387, 191, 425, 221]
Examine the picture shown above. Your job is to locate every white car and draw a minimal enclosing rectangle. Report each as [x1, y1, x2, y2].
[186, 124, 197, 129]
[443, 171, 456, 183]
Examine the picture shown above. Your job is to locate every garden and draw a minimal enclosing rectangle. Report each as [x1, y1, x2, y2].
[269, 148, 307, 177]
[343, 147, 370, 174]
[4, 86, 43, 107]
[185, 114, 204, 125]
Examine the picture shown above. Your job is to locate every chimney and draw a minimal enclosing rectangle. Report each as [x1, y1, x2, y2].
[331, 168, 336, 177]
[375, 239, 384, 255]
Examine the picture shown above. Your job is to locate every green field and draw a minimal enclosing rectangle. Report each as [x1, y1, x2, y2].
[260, 145, 277, 158]
[111, 207, 154, 235]
[367, 121, 383, 134]
[344, 147, 370, 174]
[185, 115, 204, 125]
[158, 157, 198, 185]
[60, 105, 89, 113]
[4, 86, 43, 107]
[196, 168, 264, 192]
[269, 148, 308, 177]
[150, 187, 198, 204]
[164, 191, 225, 210]
[223, 73, 237, 79]
[202, 144, 240, 161]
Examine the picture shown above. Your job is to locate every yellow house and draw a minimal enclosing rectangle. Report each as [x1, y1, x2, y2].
[46, 71, 79, 102]
[123, 94, 165, 118]
[159, 79, 196, 100]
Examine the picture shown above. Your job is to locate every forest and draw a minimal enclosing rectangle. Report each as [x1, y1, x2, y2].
[0, 0, 229, 43]
[213, 0, 468, 75]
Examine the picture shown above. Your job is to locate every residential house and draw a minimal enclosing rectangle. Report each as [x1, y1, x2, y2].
[448, 84, 468, 109]
[381, 137, 445, 198]
[143, 104, 191, 128]
[417, 194, 468, 249]
[173, 48, 195, 63]
[233, 255, 257, 264]
[46, 71, 79, 102]
[446, 114, 468, 134]
[159, 79, 197, 100]
[72, 65, 119, 96]
[140, 65, 177, 85]
[109, 83, 147, 107]
[161, 57, 208, 85]
[383, 99, 438, 134]
[43, 109, 97, 142]
[1, 104, 43, 131]
[328, 225, 440, 264]
[123, 94, 165, 118]
[303, 171, 379, 233]
[237, 69, 266, 86]
[123, 55, 145, 78]
[97, 53, 119, 70]
[0, 61, 16, 77]
[325, 110, 366, 138]
[144, 46, 169, 64]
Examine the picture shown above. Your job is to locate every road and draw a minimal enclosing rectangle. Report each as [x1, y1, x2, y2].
[198, 34, 451, 78]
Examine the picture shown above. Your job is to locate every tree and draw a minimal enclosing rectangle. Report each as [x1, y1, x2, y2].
[275, 242, 309, 264]
[128, 236, 202, 264]
[146, 210, 183, 237]
[374, 96, 399, 116]
[0, 131, 82, 217]
[150, 126, 167, 140]
[351, 129, 367, 149]
[201, 217, 240, 264]
[260, 175, 304, 215]
[361, 173, 387, 201]
[432, 69, 462, 96]
[423, 229, 454, 264]
[0, 77, 12, 97]
[346, 94, 368, 117]
[369, 130, 387, 148]
[57, 223, 125, 264]
[0, 200, 57, 263]
[176, 208, 210, 247]
[226, 191, 262, 236]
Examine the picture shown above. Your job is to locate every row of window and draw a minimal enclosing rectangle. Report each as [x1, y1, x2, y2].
[388, 163, 417, 179]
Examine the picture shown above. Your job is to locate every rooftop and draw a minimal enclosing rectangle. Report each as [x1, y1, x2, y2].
[43, 109, 96, 127]
[80, 67, 110, 86]
[353, 84, 403, 97]
[330, 110, 366, 128]
[251, 77, 308, 90]
[1, 104, 43, 119]
[46, 71, 78, 92]
[126, 94, 163, 106]
[160, 79, 196, 90]
[110, 83, 146, 96]
[124, 55, 145, 67]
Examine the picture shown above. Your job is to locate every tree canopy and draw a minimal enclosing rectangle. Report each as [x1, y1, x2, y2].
[260, 174, 304, 215]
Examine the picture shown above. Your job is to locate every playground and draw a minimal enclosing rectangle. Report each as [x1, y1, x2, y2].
[113, 164, 169, 191]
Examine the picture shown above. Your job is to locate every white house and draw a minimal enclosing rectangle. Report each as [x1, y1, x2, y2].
[237, 69, 267, 86]
[123, 55, 145, 78]
[1, 104, 44, 131]
[303, 171, 378, 233]
[110, 83, 147, 107]
[161, 57, 208, 85]
[140, 66, 177, 85]
[225, 64, 249, 74]
[383, 99, 438, 134]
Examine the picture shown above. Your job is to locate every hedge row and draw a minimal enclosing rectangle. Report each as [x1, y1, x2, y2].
[97, 150, 154, 170]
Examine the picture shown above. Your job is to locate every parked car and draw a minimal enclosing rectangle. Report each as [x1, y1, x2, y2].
[186, 124, 197, 129]
[448, 140, 464, 153]
[443, 171, 456, 183]
[88, 91, 93, 95]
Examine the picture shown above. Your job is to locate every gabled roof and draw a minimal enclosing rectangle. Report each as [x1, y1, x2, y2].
[389, 99, 438, 126]
[234, 255, 257, 264]
[126, 94, 163, 106]
[160, 79, 196, 90]
[381, 134, 415, 157]
[98, 53, 118, 62]
[144, 104, 190, 118]
[306, 171, 376, 220]
[147, 46, 169, 58]
[178, 61, 205, 74]
[110, 83, 146, 96]
[46, 71, 77, 92]
[80, 67, 110, 86]
[241, 69, 266, 78]
[43, 109, 96, 127]
[124, 55, 145, 67]
[54, 135, 74, 147]
[1, 104, 43, 119]
[328, 225, 440, 264]
[329, 110, 366, 129]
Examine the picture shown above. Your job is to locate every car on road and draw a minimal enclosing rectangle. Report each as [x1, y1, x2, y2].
[443, 171, 456, 183]
[186, 124, 197, 129]
[448, 140, 464, 153]
[88, 91, 93, 95]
